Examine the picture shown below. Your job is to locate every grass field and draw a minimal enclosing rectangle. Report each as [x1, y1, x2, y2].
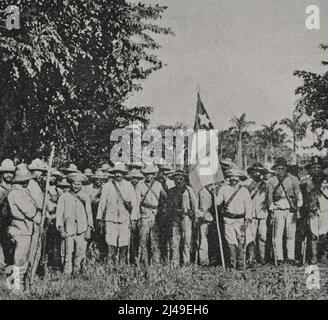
[0, 261, 326, 300]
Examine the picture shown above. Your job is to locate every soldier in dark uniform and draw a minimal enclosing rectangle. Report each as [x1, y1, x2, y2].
[0, 159, 16, 271]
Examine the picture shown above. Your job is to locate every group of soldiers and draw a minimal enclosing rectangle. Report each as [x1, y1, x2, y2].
[0, 154, 327, 290]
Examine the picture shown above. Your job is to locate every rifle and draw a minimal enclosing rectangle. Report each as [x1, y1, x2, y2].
[29, 146, 55, 284]
[270, 211, 278, 267]
[212, 183, 226, 271]
[242, 219, 247, 270]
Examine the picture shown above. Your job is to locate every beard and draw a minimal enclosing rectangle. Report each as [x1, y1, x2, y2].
[3, 176, 12, 184]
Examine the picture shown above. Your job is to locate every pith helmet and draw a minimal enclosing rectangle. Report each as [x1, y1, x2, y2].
[12, 164, 33, 183]
[0, 159, 15, 173]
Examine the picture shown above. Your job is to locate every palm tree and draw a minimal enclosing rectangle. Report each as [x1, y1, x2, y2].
[259, 121, 288, 163]
[280, 111, 308, 155]
[230, 113, 255, 169]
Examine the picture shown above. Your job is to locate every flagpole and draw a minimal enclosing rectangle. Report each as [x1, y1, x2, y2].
[212, 182, 226, 271]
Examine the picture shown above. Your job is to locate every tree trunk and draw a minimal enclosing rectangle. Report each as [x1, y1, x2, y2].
[237, 136, 243, 169]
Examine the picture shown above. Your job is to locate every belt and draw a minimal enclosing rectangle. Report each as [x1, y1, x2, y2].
[141, 203, 158, 210]
[223, 212, 245, 219]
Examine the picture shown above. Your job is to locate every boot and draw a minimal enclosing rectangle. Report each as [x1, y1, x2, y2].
[228, 244, 237, 269]
[108, 246, 118, 266]
[119, 246, 128, 265]
[247, 242, 256, 267]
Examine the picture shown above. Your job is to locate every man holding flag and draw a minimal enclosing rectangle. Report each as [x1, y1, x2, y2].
[188, 92, 226, 269]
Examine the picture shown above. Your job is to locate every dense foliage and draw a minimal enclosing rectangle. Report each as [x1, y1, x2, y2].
[0, 0, 172, 167]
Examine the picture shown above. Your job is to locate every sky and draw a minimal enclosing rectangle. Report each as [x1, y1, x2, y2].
[127, 0, 328, 131]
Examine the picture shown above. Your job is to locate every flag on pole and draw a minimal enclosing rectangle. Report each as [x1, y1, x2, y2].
[189, 93, 224, 194]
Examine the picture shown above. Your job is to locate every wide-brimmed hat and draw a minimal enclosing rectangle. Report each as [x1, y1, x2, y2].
[271, 157, 288, 170]
[57, 178, 71, 188]
[12, 164, 33, 183]
[127, 169, 144, 180]
[247, 163, 268, 175]
[91, 170, 108, 180]
[225, 168, 247, 178]
[51, 169, 63, 178]
[66, 172, 87, 183]
[142, 165, 159, 175]
[220, 158, 239, 169]
[99, 163, 111, 172]
[84, 168, 94, 177]
[128, 162, 144, 170]
[60, 163, 79, 174]
[170, 169, 187, 178]
[28, 158, 48, 172]
[110, 163, 128, 174]
[0, 159, 15, 173]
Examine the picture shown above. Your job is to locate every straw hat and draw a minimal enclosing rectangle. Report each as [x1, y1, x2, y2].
[84, 168, 94, 177]
[170, 169, 187, 178]
[127, 169, 144, 180]
[51, 169, 64, 178]
[0, 159, 15, 173]
[110, 163, 128, 174]
[225, 168, 247, 178]
[99, 163, 112, 172]
[91, 170, 108, 180]
[66, 172, 87, 183]
[60, 163, 79, 174]
[57, 178, 71, 188]
[12, 164, 33, 183]
[141, 164, 159, 175]
[128, 162, 144, 170]
[28, 158, 48, 172]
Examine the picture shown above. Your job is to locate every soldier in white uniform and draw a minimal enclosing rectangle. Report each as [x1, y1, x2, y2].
[7, 164, 38, 290]
[97, 163, 138, 265]
[216, 169, 253, 270]
[136, 165, 166, 267]
[27, 158, 48, 276]
[267, 157, 303, 265]
[167, 170, 198, 266]
[56, 172, 93, 275]
[246, 163, 269, 265]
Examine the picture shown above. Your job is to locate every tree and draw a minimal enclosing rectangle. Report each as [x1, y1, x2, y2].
[258, 121, 288, 163]
[0, 0, 172, 167]
[230, 113, 255, 168]
[294, 43, 328, 151]
[280, 112, 308, 155]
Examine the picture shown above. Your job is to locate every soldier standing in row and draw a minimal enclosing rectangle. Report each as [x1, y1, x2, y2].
[56, 172, 93, 275]
[136, 165, 166, 267]
[301, 157, 326, 264]
[247, 163, 269, 265]
[126, 169, 144, 265]
[168, 170, 198, 266]
[216, 169, 253, 270]
[7, 164, 38, 290]
[0, 159, 15, 272]
[97, 163, 138, 265]
[267, 157, 303, 265]
[197, 183, 215, 266]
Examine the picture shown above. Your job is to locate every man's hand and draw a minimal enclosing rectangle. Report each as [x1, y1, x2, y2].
[130, 219, 138, 230]
[58, 227, 67, 239]
[85, 227, 92, 240]
[97, 220, 105, 232]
